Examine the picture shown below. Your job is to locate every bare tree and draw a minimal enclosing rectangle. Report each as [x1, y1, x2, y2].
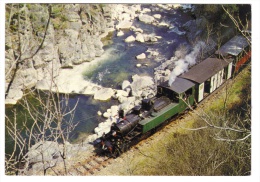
[5, 83, 79, 175]
[222, 5, 251, 45]
[5, 4, 79, 175]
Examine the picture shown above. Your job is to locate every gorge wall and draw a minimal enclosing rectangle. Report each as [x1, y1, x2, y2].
[5, 4, 116, 104]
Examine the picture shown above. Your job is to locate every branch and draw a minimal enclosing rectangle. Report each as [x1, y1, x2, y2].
[214, 133, 251, 142]
[5, 4, 52, 99]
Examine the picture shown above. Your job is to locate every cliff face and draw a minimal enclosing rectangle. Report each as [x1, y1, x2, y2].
[5, 4, 114, 104]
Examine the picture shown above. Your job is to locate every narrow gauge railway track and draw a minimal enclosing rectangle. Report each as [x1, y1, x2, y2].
[66, 155, 112, 175]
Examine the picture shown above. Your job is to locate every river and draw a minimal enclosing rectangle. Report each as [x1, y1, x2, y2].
[5, 4, 194, 153]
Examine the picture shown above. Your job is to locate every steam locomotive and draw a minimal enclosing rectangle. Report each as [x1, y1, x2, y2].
[93, 34, 251, 158]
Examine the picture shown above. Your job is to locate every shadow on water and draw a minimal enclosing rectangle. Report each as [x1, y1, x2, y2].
[65, 94, 119, 143]
[5, 92, 119, 156]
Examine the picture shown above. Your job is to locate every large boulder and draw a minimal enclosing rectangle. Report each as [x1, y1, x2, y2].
[136, 53, 146, 60]
[116, 20, 133, 30]
[138, 14, 155, 24]
[27, 141, 62, 164]
[153, 14, 162, 19]
[94, 87, 115, 101]
[135, 33, 145, 43]
[5, 88, 23, 105]
[125, 35, 136, 42]
[131, 75, 155, 97]
[82, 85, 101, 95]
[122, 80, 131, 91]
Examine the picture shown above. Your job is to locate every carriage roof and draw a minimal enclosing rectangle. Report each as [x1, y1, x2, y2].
[215, 35, 250, 56]
[179, 58, 233, 84]
[161, 77, 195, 94]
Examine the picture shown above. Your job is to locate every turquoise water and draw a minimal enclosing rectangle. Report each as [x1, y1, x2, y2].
[84, 5, 192, 88]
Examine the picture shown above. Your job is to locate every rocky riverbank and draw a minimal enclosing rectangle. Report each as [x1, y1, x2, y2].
[5, 4, 189, 105]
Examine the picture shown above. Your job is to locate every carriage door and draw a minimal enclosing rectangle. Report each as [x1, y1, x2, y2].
[227, 62, 232, 79]
[198, 82, 204, 102]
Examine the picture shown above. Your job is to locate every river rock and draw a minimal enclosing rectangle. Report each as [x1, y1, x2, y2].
[116, 20, 133, 30]
[116, 90, 129, 98]
[97, 111, 102, 116]
[131, 74, 154, 98]
[110, 105, 119, 116]
[153, 14, 162, 19]
[158, 22, 170, 27]
[136, 53, 146, 60]
[125, 35, 136, 42]
[151, 36, 158, 42]
[117, 30, 124, 36]
[119, 13, 131, 21]
[94, 87, 115, 101]
[131, 26, 144, 33]
[141, 8, 151, 13]
[118, 95, 128, 103]
[122, 80, 131, 91]
[115, 90, 129, 103]
[5, 88, 23, 105]
[136, 63, 142, 67]
[135, 33, 145, 43]
[27, 141, 62, 164]
[82, 85, 101, 95]
[138, 14, 155, 24]
[103, 112, 111, 118]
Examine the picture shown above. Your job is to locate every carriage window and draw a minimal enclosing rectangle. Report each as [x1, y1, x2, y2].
[185, 88, 192, 96]
[204, 79, 210, 93]
[172, 93, 179, 102]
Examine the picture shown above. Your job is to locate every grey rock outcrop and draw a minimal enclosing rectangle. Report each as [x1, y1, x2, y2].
[5, 4, 114, 105]
[138, 14, 155, 24]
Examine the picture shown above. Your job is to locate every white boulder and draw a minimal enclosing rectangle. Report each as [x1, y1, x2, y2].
[116, 20, 133, 30]
[117, 30, 124, 36]
[136, 53, 146, 60]
[135, 33, 145, 43]
[153, 14, 162, 19]
[138, 14, 155, 24]
[125, 35, 136, 42]
[122, 80, 131, 90]
[136, 63, 142, 67]
[94, 87, 115, 101]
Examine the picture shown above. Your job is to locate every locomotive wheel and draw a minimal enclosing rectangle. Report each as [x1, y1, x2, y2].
[122, 143, 129, 152]
[112, 148, 121, 158]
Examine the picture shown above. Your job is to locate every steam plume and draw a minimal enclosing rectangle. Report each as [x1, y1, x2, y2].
[168, 41, 205, 86]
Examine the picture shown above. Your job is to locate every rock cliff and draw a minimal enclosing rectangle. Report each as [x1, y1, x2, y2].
[5, 4, 114, 104]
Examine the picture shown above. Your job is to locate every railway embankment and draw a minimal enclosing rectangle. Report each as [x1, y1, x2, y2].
[91, 65, 251, 176]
